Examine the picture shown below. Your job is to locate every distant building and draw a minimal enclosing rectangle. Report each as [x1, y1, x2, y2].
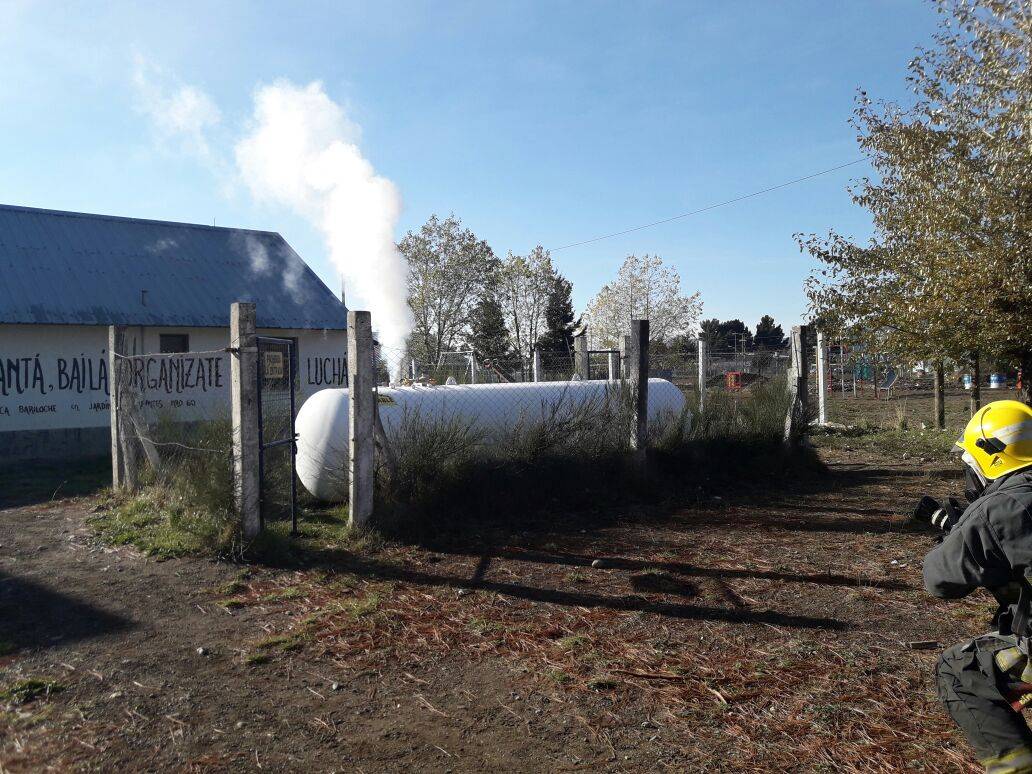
[0, 204, 348, 460]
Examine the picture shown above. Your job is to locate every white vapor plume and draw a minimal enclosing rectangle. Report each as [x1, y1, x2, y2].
[132, 56, 221, 159]
[235, 80, 413, 357]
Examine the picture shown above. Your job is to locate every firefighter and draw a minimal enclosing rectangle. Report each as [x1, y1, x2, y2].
[923, 400, 1032, 773]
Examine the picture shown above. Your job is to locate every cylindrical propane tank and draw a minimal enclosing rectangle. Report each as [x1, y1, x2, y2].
[295, 379, 688, 502]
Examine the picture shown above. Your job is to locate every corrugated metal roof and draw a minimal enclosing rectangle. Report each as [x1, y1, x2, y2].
[0, 204, 347, 329]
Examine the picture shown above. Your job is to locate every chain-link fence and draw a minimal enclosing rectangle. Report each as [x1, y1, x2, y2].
[111, 347, 235, 514]
[815, 344, 1022, 432]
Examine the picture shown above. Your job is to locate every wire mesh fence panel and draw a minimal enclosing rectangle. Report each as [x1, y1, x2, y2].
[817, 348, 1018, 431]
[537, 350, 577, 382]
[112, 348, 234, 509]
[256, 337, 298, 529]
[368, 344, 660, 481]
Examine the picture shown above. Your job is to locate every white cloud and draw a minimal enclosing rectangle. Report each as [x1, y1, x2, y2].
[131, 55, 221, 159]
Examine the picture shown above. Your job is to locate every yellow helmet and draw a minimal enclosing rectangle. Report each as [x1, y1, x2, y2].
[957, 400, 1032, 480]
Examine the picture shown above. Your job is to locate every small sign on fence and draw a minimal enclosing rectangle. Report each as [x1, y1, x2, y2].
[263, 351, 284, 380]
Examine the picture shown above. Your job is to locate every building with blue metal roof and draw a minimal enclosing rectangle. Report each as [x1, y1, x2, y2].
[0, 204, 347, 329]
[0, 204, 350, 461]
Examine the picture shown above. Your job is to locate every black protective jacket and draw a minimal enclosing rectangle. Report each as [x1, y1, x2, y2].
[923, 469, 1032, 637]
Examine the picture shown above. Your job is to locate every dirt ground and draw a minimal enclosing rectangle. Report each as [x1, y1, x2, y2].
[0, 446, 996, 772]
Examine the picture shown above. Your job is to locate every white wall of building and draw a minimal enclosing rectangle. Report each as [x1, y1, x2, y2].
[0, 323, 347, 434]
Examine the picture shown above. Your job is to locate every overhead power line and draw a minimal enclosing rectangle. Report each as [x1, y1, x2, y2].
[551, 158, 866, 251]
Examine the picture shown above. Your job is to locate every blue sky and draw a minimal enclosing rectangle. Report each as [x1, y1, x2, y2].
[0, 0, 940, 331]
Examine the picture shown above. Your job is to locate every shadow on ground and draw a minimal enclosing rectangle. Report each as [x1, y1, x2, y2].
[0, 457, 110, 509]
[0, 571, 132, 653]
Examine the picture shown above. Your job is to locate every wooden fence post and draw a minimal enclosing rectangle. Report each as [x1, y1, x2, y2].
[934, 360, 946, 429]
[348, 311, 375, 528]
[574, 334, 589, 380]
[621, 335, 632, 379]
[108, 326, 128, 490]
[816, 331, 828, 425]
[697, 337, 708, 413]
[628, 319, 650, 468]
[231, 302, 261, 540]
[783, 325, 810, 447]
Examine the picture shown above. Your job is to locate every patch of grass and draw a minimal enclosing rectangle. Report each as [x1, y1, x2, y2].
[343, 593, 381, 620]
[370, 380, 809, 542]
[217, 579, 249, 596]
[218, 598, 246, 610]
[0, 679, 64, 704]
[466, 617, 500, 636]
[243, 652, 271, 666]
[547, 669, 574, 686]
[262, 586, 302, 603]
[812, 425, 958, 460]
[255, 633, 305, 652]
[557, 635, 589, 652]
[89, 487, 239, 559]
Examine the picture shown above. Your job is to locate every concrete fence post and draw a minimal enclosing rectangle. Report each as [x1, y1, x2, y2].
[783, 324, 810, 447]
[621, 335, 632, 379]
[108, 325, 128, 490]
[231, 302, 261, 539]
[348, 310, 375, 528]
[608, 350, 620, 381]
[697, 338, 708, 413]
[532, 348, 543, 382]
[628, 319, 650, 468]
[469, 350, 478, 384]
[574, 334, 589, 380]
[816, 331, 828, 425]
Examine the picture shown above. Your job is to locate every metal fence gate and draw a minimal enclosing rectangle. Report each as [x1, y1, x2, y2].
[256, 336, 298, 534]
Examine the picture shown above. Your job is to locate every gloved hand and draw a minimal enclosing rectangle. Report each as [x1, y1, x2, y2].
[930, 497, 964, 533]
[912, 496, 963, 533]
[912, 495, 941, 523]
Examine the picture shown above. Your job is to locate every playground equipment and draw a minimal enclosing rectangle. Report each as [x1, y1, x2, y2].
[725, 371, 743, 392]
[295, 379, 689, 502]
[877, 365, 898, 399]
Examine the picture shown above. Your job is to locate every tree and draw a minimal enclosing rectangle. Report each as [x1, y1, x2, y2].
[497, 246, 556, 367]
[583, 254, 702, 348]
[698, 318, 753, 351]
[466, 292, 514, 369]
[718, 319, 753, 352]
[754, 315, 788, 350]
[536, 273, 578, 354]
[800, 0, 1032, 400]
[699, 318, 722, 349]
[401, 214, 498, 366]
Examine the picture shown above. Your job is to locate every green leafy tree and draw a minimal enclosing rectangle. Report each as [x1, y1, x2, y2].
[401, 214, 498, 365]
[498, 245, 556, 367]
[800, 0, 1032, 400]
[754, 315, 788, 350]
[699, 319, 753, 351]
[467, 293, 514, 369]
[536, 273, 578, 354]
[699, 318, 722, 348]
